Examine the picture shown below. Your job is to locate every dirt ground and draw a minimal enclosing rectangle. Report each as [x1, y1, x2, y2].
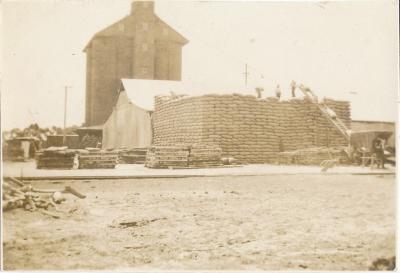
[2, 174, 395, 271]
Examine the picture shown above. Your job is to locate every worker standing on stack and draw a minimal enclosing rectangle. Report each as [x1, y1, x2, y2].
[275, 84, 282, 100]
[255, 87, 264, 99]
[291, 80, 297, 97]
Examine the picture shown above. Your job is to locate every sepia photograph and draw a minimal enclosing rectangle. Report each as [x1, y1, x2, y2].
[1, 0, 398, 271]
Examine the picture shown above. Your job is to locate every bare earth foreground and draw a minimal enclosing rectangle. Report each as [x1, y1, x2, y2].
[3, 174, 395, 270]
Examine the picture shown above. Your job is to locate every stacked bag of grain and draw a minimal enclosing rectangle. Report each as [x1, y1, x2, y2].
[153, 95, 204, 146]
[152, 93, 351, 164]
[188, 144, 222, 167]
[196, 94, 280, 163]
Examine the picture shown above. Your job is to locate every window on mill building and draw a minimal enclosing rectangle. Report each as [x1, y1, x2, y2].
[141, 66, 148, 75]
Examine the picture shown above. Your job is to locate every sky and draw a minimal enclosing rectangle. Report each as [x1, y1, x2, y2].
[1, 0, 399, 130]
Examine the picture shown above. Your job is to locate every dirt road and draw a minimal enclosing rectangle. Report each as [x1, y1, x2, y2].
[2, 174, 395, 270]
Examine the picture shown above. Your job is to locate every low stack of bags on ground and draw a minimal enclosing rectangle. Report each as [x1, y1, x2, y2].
[36, 147, 118, 169]
[36, 147, 78, 169]
[145, 144, 222, 169]
[153, 94, 351, 164]
[277, 147, 349, 165]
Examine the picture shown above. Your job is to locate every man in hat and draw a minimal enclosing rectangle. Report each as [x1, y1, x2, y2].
[290, 80, 297, 98]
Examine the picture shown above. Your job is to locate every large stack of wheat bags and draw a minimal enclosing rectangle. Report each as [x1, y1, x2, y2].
[152, 94, 350, 164]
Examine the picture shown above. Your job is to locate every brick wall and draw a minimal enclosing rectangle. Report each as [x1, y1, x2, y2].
[153, 94, 351, 163]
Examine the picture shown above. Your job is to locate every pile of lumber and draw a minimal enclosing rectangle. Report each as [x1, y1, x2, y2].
[36, 147, 78, 169]
[78, 148, 118, 169]
[188, 144, 222, 167]
[2, 177, 86, 215]
[118, 148, 148, 164]
[153, 94, 351, 164]
[145, 146, 189, 168]
[277, 147, 349, 165]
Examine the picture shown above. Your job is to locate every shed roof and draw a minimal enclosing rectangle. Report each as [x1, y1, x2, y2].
[121, 79, 179, 111]
[120, 79, 257, 111]
[76, 125, 104, 131]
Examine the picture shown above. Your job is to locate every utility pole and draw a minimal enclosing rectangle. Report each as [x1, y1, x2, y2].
[63, 86, 71, 145]
[243, 63, 249, 86]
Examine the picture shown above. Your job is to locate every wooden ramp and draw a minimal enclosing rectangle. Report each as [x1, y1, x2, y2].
[298, 84, 351, 141]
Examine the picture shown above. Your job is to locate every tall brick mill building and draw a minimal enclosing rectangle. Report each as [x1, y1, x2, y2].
[84, 1, 188, 126]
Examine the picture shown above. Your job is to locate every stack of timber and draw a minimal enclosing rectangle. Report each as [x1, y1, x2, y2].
[36, 147, 78, 169]
[188, 144, 223, 167]
[78, 148, 118, 169]
[277, 147, 349, 165]
[153, 94, 351, 164]
[145, 146, 189, 168]
[119, 148, 148, 164]
[145, 145, 223, 169]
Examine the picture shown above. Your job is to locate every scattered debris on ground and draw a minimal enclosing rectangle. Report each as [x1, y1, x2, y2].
[2, 177, 86, 216]
[369, 256, 395, 271]
[111, 217, 167, 229]
[2, 175, 395, 270]
[320, 158, 339, 172]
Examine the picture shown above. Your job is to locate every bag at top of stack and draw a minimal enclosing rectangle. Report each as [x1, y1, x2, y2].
[152, 93, 351, 164]
[36, 147, 78, 169]
[78, 148, 118, 169]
